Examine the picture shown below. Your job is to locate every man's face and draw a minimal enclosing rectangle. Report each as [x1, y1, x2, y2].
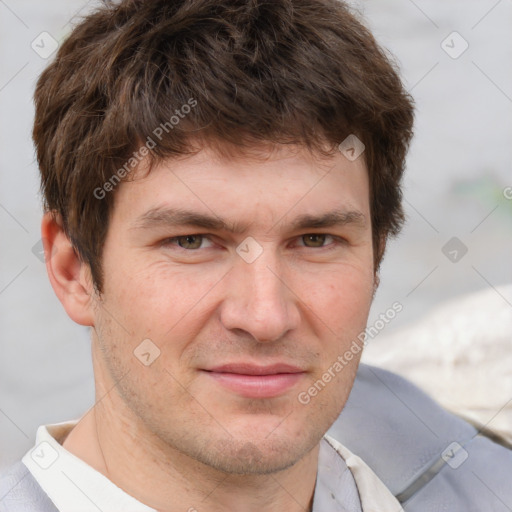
[91, 143, 376, 474]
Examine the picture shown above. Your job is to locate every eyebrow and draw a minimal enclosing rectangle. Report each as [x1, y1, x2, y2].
[130, 206, 367, 234]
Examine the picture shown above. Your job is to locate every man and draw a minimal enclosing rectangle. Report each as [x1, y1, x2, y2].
[0, 0, 510, 510]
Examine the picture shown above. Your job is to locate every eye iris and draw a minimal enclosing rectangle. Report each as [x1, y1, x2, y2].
[178, 235, 202, 249]
[303, 234, 326, 247]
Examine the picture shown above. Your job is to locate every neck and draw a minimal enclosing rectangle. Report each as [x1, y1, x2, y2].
[63, 381, 319, 512]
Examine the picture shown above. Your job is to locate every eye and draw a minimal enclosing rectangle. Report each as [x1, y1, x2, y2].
[163, 235, 213, 250]
[298, 234, 337, 248]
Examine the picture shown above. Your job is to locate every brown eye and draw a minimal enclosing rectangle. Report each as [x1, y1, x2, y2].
[302, 234, 328, 247]
[176, 235, 203, 249]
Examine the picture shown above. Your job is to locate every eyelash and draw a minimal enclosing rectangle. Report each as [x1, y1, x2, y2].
[160, 234, 345, 251]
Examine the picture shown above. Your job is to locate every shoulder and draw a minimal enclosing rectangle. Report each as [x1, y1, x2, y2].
[323, 435, 404, 511]
[329, 363, 512, 511]
[0, 461, 58, 512]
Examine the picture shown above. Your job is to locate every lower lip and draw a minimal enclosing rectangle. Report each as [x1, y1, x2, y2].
[203, 371, 304, 398]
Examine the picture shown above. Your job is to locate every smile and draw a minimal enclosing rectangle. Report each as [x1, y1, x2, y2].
[201, 363, 306, 399]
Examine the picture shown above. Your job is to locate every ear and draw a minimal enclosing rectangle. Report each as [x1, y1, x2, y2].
[41, 212, 96, 326]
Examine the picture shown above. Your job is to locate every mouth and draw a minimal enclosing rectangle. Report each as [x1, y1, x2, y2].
[201, 363, 306, 399]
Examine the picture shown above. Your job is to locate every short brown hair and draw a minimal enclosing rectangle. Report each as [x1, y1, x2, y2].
[33, 0, 414, 293]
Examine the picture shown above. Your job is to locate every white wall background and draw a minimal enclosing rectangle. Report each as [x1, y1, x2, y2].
[1, 0, 511, 470]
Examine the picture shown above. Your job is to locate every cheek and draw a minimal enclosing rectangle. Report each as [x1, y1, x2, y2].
[105, 261, 227, 353]
[303, 265, 374, 334]
[295, 269, 372, 418]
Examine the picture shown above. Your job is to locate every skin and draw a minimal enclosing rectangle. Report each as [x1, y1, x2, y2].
[42, 143, 379, 512]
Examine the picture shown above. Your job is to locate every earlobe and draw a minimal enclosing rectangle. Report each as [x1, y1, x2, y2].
[41, 212, 95, 326]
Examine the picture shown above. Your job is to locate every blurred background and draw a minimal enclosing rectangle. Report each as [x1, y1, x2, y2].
[1, 0, 511, 470]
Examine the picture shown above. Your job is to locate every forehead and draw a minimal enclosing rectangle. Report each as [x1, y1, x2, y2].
[113, 143, 370, 229]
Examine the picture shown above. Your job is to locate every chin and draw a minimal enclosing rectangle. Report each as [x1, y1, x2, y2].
[197, 437, 311, 475]
[171, 420, 322, 476]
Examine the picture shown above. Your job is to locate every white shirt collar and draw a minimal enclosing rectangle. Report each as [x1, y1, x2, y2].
[22, 420, 401, 512]
[22, 420, 156, 512]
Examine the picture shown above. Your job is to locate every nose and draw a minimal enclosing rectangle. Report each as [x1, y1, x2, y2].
[219, 250, 300, 343]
